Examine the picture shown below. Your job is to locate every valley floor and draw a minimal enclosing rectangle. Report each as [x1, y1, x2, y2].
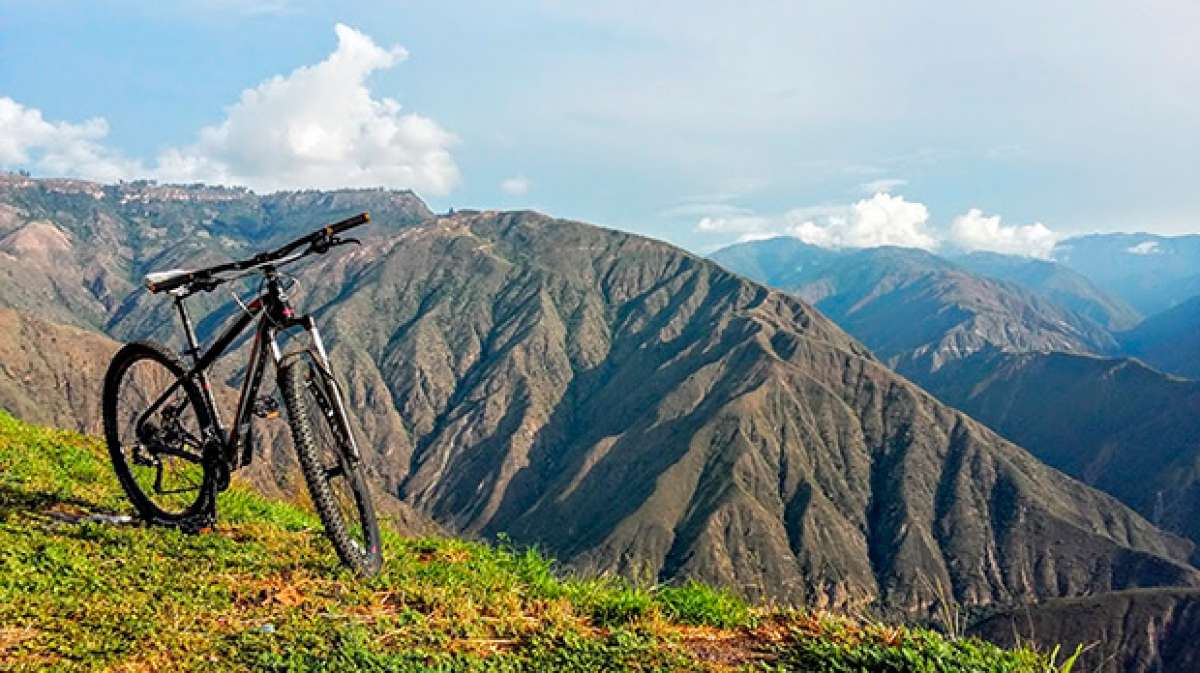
[0, 412, 1063, 672]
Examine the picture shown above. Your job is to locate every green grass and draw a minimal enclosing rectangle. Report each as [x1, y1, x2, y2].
[0, 411, 1069, 671]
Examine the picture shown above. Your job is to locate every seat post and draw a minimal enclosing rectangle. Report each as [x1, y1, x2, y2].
[174, 296, 202, 366]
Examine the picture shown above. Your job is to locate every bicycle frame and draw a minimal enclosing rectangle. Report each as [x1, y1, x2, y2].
[135, 267, 362, 472]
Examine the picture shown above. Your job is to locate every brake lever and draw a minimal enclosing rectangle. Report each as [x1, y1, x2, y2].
[303, 235, 360, 259]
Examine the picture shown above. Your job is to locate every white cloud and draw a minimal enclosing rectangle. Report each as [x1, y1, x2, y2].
[500, 175, 531, 196]
[1, 24, 460, 196]
[696, 214, 772, 233]
[156, 24, 459, 194]
[0, 97, 141, 181]
[1126, 240, 1161, 255]
[949, 208, 1058, 259]
[735, 231, 779, 243]
[694, 193, 938, 251]
[784, 193, 937, 250]
[859, 177, 907, 194]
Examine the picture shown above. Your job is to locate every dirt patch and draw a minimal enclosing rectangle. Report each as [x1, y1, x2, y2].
[673, 624, 783, 667]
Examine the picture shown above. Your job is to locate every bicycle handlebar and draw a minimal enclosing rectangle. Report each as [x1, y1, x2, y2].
[147, 212, 370, 294]
[267, 212, 370, 261]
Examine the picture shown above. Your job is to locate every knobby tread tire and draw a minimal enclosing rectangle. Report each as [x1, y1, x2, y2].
[102, 340, 217, 531]
[278, 354, 382, 577]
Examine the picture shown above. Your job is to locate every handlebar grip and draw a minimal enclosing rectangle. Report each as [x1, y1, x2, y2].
[324, 212, 370, 237]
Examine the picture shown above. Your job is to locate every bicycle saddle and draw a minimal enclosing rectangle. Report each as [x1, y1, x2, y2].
[144, 269, 194, 293]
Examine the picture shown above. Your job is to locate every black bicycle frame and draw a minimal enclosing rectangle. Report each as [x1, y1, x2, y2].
[136, 268, 362, 471]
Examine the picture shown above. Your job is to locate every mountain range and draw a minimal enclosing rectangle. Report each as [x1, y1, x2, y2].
[951, 250, 1142, 331]
[709, 238, 1122, 386]
[3, 175, 1200, 671]
[711, 236, 1200, 549]
[1117, 294, 1200, 380]
[921, 349, 1200, 551]
[1053, 232, 1200, 316]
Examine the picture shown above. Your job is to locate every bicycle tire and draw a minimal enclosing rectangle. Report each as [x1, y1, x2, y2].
[102, 340, 218, 529]
[278, 354, 382, 576]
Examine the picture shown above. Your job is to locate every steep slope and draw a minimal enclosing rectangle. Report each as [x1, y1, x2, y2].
[270, 210, 1198, 613]
[953, 250, 1141, 331]
[1053, 232, 1200, 315]
[1, 178, 1197, 616]
[971, 588, 1200, 673]
[0, 308, 120, 434]
[711, 239, 1117, 385]
[1118, 294, 1200, 380]
[921, 350, 1200, 550]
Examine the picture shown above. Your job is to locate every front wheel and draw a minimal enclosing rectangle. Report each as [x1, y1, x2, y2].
[279, 355, 382, 577]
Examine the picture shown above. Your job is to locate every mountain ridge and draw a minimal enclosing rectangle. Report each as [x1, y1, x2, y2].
[920, 348, 1200, 551]
[971, 588, 1200, 673]
[0, 177, 1197, 618]
[1052, 232, 1200, 315]
[1118, 294, 1200, 380]
[709, 238, 1119, 385]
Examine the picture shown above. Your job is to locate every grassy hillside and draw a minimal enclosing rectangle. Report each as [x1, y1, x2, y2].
[0, 412, 1074, 671]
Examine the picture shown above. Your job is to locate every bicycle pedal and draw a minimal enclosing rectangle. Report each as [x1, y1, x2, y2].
[252, 396, 281, 419]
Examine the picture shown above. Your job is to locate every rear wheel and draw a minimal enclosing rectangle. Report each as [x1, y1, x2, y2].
[102, 341, 218, 528]
[279, 355, 382, 576]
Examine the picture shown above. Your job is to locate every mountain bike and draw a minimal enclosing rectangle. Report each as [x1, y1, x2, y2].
[101, 212, 382, 576]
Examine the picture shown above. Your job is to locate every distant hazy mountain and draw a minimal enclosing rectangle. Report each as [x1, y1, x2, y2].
[971, 588, 1200, 673]
[922, 349, 1200, 549]
[710, 238, 1118, 386]
[701, 235, 838, 288]
[1053, 233, 1200, 316]
[1118, 294, 1200, 380]
[2, 176, 1196, 615]
[952, 250, 1142, 331]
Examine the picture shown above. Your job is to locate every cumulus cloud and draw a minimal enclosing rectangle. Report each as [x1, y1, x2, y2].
[694, 193, 938, 250]
[0, 97, 140, 181]
[157, 24, 459, 194]
[500, 175, 530, 195]
[0, 24, 459, 195]
[785, 193, 936, 250]
[949, 208, 1058, 258]
[1126, 240, 1161, 255]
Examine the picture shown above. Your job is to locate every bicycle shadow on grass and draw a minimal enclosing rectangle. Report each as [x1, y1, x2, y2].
[0, 483, 132, 526]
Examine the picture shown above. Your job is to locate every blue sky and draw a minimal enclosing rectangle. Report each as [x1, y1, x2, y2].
[1, 1, 1198, 254]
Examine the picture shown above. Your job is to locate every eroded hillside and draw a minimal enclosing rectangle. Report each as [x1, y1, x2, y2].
[0, 178, 1197, 618]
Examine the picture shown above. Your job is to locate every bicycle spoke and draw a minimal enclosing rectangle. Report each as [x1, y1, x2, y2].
[113, 355, 209, 517]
